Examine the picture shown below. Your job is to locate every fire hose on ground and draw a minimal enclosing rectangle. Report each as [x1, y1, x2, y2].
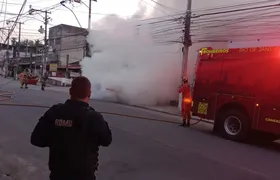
[0, 90, 206, 126]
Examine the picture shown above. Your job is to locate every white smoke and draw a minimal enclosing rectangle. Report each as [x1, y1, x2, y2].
[81, 0, 265, 106]
[81, 10, 182, 106]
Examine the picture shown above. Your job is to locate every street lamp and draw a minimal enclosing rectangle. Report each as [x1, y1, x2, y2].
[71, 0, 97, 30]
[60, 1, 82, 28]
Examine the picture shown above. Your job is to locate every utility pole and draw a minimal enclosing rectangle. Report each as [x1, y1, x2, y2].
[29, 5, 51, 77]
[30, 53, 33, 71]
[0, 28, 11, 78]
[86, 0, 97, 30]
[25, 40, 28, 57]
[88, 0, 92, 30]
[18, 22, 22, 58]
[5, 27, 10, 78]
[181, 0, 192, 78]
[43, 10, 48, 76]
[178, 0, 192, 112]
[65, 54, 69, 78]
[7, 20, 23, 59]
[7, 20, 24, 79]
[5, 27, 10, 62]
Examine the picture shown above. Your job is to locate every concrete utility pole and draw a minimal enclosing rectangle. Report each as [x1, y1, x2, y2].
[7, 20, 23, 59]
[73, 0, 97, 30]
[88, 0, 92, 30]
[25, 40, 28, 57]
[0, 28, 11, 78]
[79, 0, 97, 30]
[181, 0, 192, 78]
[28, 5, 51, 77]
[178, 0, 192, 112]
[29, 53, 33, 71]
[65, 54, 69, 78]
[3, 27, 10, 61]
[43, 10, 48, 76]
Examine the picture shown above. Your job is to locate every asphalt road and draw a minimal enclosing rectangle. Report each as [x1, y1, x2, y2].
[0, 78, 280, 180]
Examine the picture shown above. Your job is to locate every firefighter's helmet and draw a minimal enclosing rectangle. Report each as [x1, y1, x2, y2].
[182, 77, 188, 82]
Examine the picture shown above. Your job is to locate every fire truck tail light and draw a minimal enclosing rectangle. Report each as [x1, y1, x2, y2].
[256, 103, 259, 107]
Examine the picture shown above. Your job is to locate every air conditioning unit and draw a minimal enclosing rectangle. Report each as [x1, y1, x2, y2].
[48, 46, 53, 52]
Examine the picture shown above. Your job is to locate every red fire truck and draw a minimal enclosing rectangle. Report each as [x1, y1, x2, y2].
[192, 46, 280, 142]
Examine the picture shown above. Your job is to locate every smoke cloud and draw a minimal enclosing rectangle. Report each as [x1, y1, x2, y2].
[81, 0, 263, 105]
[81, 7, 182, 106]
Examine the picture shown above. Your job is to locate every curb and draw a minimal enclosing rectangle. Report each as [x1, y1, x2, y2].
[90, 100, 213, 125]
[132, 105, 214, 124]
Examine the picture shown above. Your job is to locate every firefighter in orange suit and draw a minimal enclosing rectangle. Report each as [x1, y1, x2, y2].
[20, 70, 29, 89]
[178, 77, 192, 127]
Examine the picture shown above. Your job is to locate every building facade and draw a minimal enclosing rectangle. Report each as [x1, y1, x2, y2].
[48, 24, 88, 66]
[0, 43, 44, 77]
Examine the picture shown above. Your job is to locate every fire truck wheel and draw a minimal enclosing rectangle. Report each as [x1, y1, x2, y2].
[217, 109, 250, 141]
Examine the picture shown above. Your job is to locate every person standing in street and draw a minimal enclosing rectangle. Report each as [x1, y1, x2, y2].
[178, 77, 192, 127]
[41, 71, 49, 91]
[31, 76, 112, 180]
[20, 69, 29, 89]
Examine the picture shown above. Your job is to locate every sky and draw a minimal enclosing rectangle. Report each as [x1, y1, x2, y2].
[1, 0, 275, 104]
[1, 0, 277, 79]
[0, 0, 264, 42]
[78, 0, 272, 105]
[0, 0, 154, 42]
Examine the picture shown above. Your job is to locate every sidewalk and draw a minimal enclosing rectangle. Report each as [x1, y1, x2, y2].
[134, 105, 214, 124]
[0, 77, 14, 87]
[42, 86, 69, 92]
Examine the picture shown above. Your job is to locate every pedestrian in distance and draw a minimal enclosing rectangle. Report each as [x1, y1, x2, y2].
[41, 71, 49, 91]
[31, 76, 112, 180]
[20, 69, 29, 89]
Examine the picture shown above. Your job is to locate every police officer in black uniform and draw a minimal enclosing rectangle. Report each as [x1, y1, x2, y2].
[31, 76, 112, 180]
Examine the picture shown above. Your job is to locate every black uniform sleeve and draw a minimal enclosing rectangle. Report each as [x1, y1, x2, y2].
[90, 112, 112, 147]
[30, 105, 56, 148]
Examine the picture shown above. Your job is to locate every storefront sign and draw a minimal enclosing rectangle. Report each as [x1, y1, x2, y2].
[49, 63, 58, 72]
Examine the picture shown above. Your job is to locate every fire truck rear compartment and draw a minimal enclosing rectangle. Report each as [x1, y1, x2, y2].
[193, 46, 280, 142]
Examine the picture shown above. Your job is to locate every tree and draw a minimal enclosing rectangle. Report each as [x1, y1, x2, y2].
[11, 37, 17, 46]
[20, 39, 28, 46]
[27, 40, 34, 46]
[34, 39, 42, 46]
[19, 39, 34, 46]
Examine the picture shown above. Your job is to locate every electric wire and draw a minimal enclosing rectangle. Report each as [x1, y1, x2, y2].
[149, 1, 280, 45]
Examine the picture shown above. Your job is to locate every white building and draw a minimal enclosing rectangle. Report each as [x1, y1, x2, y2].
[48, 24, 88, 66]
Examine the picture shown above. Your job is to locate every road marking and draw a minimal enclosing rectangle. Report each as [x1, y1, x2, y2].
[113, 126, 178, 149]
[113, 126, 141, 136]
[197, 152, 275, 180]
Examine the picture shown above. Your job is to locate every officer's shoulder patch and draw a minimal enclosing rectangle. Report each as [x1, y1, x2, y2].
[55, 119, 73, 127]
